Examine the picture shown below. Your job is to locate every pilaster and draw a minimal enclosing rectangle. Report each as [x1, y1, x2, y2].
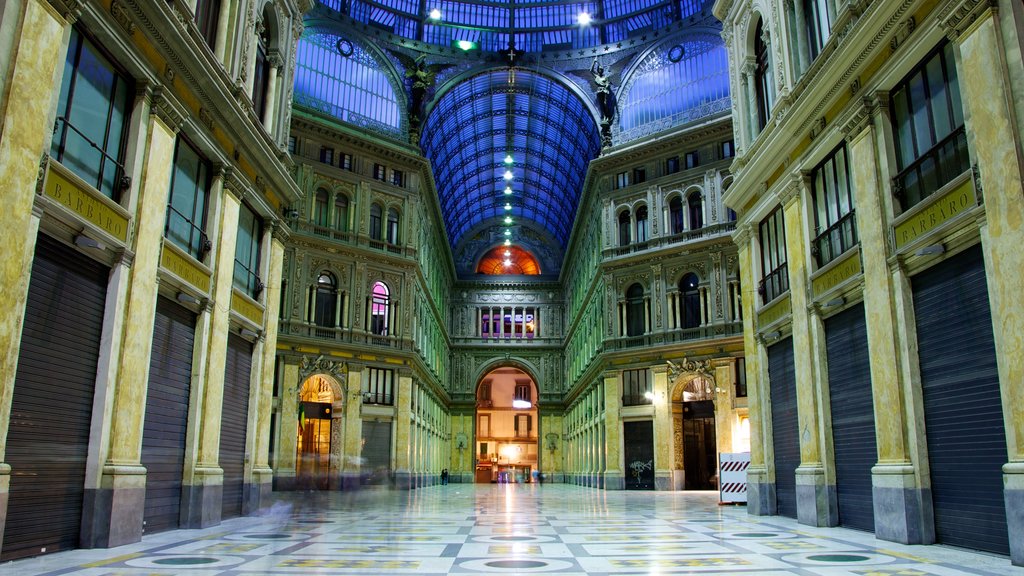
[251, 234, 284, 505]
[652, 365, 672, 490]
[602, 372, 623, 489]
[341, 366, 363, 489]
[394, 373, 413, 489]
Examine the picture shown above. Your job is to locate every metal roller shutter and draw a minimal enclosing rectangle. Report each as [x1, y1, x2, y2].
[141, 297, 196, 534]
[2, 234, 108, 560]
[824, 303, 876, 532]
[623, 420, 654, 490]
[768, 337, 798, 518]
[220, 333, 253, 519]
[912, 244, 1008, 555]
[361, 420, 393, 485]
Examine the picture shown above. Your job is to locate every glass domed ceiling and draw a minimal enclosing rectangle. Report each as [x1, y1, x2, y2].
[319, 0, 707, 53]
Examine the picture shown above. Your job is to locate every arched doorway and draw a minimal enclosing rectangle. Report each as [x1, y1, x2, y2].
[474, 367, 538, 483]
[672, 371, 718, 490]
[297, 374, 340, 490]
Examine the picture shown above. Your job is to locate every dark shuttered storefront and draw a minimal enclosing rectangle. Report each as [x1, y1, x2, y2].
[361, 420, 393, 485]
[623, 420, 655, 490]
[220, 333, 253, 519]
[768, 337, 798, 518]
[824, 303, 876, 532]
[2, 235, 108, 560]
[141, 296, 196, 534]
[912, 244, 1008, 555]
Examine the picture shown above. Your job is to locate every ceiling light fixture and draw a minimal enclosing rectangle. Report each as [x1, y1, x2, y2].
[455, 40, 477, 51]
[504, 239, 511, 246]
[504, 229, 511, 236]
[504, 186, 513, 195]
[504, 216, 512, 224]
[503, 170, 514, 180]
[504, 154, 514, 164]
[504, 203, 512, 210]
[429, 8, 441, 19]
[577, 12, 592, 25]
[503, 259, 512, 266]
[504, 250, 511, 257]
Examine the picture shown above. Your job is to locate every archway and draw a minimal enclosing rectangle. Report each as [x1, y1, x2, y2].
[296, 374, 343, 490]
[474, 367, 539, 483]
[671, 365, 718, 491]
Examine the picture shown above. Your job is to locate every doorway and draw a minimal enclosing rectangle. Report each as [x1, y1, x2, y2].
[475, 367, 538, 482]
[297, 375, 335, 490]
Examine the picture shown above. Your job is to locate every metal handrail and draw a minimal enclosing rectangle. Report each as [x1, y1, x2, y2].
[892, 125, 969, 209]
[53, 115, 131, 193]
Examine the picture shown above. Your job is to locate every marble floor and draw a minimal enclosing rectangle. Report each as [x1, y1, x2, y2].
[1, 484, 1019, 575]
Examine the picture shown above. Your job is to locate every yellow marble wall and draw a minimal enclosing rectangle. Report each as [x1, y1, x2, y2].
[394, 374, 413, 475]
[342, 367, 363, 476]
[652, 366, 672, 487]
[253, 237, 285, 479]
[602, 372, 622, 478]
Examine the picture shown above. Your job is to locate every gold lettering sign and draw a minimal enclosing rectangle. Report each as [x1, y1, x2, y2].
[811, 250, 862, 297]
[161, 244, 211, 293]
[757, 295, 791, 329]
[44, 163, 128, 242]
[231, 291, 264, 325]
[894, 179, 976, 249]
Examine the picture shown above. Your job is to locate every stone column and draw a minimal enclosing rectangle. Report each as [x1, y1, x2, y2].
[602, 372, 624, 489]
[643, 296, 651, 333]
[699, 287, 708, 325]
[742, 60, 759, 143]
[735, 225, 775, 515]
[394, 373, 413, 489]
[213, 0, 232, 64]
[947, 4, 1024, 564]
[652, 365, 672, 490]
[713, 359, 736, 456]
[781, 177, 834, 527]
[244, 17, 261, 96]
[189, 177, 241, 527]
[0, 0, 66, 546]
[251, 229, 285, 506]
[789, 0, 810, 74]
[843, 98, 928, 544]
[341, 366, 363, 489]
[89, 88, 184, 546]
[261, 53, 281, 129]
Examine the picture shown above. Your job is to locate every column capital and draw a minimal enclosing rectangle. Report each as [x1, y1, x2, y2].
[939, 0, 997, 41]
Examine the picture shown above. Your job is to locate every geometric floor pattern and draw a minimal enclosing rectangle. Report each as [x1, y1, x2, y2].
[2, 484, 1019, 575]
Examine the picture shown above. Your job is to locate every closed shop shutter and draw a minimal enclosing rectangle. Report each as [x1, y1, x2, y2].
[912, 244, 1007, 555]
[361, 420, 392, 485]
[768, 337, 798, 518]
[824, 303, 876, 532]
[623, 420, 654, 490]
[2, 234, 108, 560]
[220, 333, 253, 519]
[141, 296, 196, 534]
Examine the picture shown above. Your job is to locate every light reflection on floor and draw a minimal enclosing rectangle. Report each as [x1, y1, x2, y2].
[1, 483, 1019, 575]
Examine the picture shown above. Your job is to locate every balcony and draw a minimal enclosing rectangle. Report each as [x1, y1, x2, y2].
[286, 217, 410, 257]
[606, 222, 736, 258]
[277, 320, 409, 350]
[606, 321, 743, 350]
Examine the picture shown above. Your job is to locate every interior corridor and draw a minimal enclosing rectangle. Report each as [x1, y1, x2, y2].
[1, 485, 1016, 575]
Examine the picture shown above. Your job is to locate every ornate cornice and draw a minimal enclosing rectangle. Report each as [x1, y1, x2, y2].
[150, 86, 187, 132]
[839, 98, 873, 140]
[939, 0, 997, 40]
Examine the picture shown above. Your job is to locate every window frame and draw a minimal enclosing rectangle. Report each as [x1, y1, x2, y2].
[165, 136, 212, 261]
[758, 205, 789, 303]
[810, 143, 858, 267]
[233, 202, 264, 299]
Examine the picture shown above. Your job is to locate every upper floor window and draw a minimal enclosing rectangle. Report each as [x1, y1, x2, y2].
[313, 272, 336, 327]
[333, 194, 349, 231]
[389, 169, 405, 187]
[287, 135, 297, 154]
[735, 357, 748, 398]
[319, 146, 334, 164]
[618, 210, 631, 246]
[615, 172, 629, 189]
[633, 167, 647, 185]
[803, 0, 832, 61]
[514, 383, 532, 406]
[369, 203, 383, 240]
[386, 208, 400, 244]
[754, 17, 774, 131]
[679, 273, 701, 329]
[758, 205, 788, 303]
[670, 196, 685, 234]
[313, 188, 329, 226]
[370, 281, 390, 335]
[666, 156, 680, 175]
[165, 137, 211, 261]
[373, 163, 386, 181]
[811, 144, 857, 267]
[514, 414, 533, 438]
[688, 192, 704, 229]
[622, 368, 651, 406]
[685, 151, 699, 169]
[195, 0, 221, 51]
[625, 283, 646, 337]
[52, 28, 132, 201]
[252, 19, 270, 120]
[891, 42, 967, 210]
[234, 203, 263, 299]
[364, 367, 394, 405]
[635, 206, 649, 243]
[722, 140, 735, 158]
[340, 153, 353, 170]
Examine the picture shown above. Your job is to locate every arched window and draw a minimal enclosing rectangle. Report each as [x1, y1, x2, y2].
[635, 206, 649, 243]
[688, 192, 704, 229]
[370, 282, 390, 335]
[252, 14, 271, 121]
[670, 196, 684, 234]
[679, 273, 701, 329]
[313, 189, 329, 226]
[386, 208, 399, 244]
[369, 203, 383, 240]
[754, 18, 773, 131]
[334, 194, 349, 231]
[626, 283, 645, 337]
[618, 210, 631, 246]
[314, 272, 336, 327]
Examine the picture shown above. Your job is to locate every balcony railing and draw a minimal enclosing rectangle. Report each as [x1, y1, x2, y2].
[606, 321, 743, 350]
[892, 125, 970, 211]
[286, 217, 408, 256]
[759, 263, 789, 304]
[607, 222, 736, 258]
[362, 391, 394, 405]
[812, 211, 858, 267]
[622, 394, 652, 407]
[278, 320, 409, 350]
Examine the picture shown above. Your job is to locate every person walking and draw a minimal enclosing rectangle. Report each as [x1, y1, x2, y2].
[441, 468, 449, 485]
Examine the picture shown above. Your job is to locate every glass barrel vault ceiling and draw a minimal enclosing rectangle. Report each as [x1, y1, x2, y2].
[320, 0, 707, 53]
[421, 70, 602, 248]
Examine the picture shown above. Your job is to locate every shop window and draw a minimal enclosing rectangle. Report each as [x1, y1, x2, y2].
[622, 368, 651, 406]
[811, 143, 857, 267]
[165, 137, 211, 261]
[233, 203, 264, 299]
[758, 205, 788, 302]
[51, 27, 132, 201]
[625, 283, 645, 337]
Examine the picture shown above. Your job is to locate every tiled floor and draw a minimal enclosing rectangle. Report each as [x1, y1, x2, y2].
[1, 484, 1020, 575]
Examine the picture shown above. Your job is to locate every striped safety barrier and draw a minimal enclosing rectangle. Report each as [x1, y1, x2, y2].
[719, 452, 750, 503]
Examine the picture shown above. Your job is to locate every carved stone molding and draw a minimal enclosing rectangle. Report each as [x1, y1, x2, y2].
[839, 98, 873, 139]
[939, 0, 997, 40]
[110, 0, 136, 35]
[298, 355, 349, 386]
[889, 17, 916, 53]
[150, 87, 187, 132]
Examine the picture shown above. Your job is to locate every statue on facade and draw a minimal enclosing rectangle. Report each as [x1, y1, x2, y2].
[570, 55, 632, 148]
[390, 51, 453, 144]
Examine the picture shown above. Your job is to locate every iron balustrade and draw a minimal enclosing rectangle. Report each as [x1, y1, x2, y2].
[892, 126, 970, 210]
[287, 217, 409, 256]
[362, 391, 394, 405]
[53, 116, 131, 199]
[812, 210, 858, 267]
[760, 262, 789, 303]
[607, 222, 736, 258]
[166, 204, 212, 260]
[622, 394, 653, 407]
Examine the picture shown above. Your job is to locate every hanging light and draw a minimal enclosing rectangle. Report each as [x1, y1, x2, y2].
[504, 203, 512, 210]
[577, 12, 592, 25]
[503, 170, 514, 180]
[504, 186, 513, 195]
[504, 154, 514, 164]
[503, 258, 512, 267]
[504, 250, 511, 257]
[429, 8, 441, 19]
[504, 216, 512, 224]
[504, 239, 511, 246]
[504, 229, 511, 236]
